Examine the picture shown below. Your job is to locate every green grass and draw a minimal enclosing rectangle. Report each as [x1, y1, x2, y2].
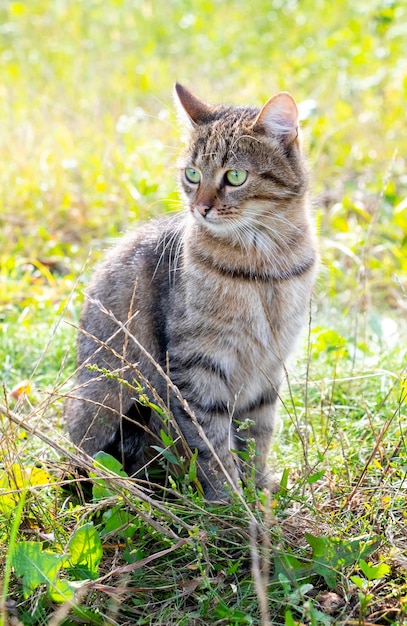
[1, 0, 407, 624]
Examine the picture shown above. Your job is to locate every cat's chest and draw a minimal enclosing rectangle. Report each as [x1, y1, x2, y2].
[168, 269, 302, 409]
[187, 274, 273, 332]
[181, 275, 280, 374]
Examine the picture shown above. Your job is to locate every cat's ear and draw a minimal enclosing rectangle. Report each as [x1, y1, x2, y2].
[174, 83, 214, 126]
[253, 92, 299, 146]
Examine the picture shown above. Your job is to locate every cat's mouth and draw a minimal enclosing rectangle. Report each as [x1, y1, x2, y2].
[192, 205, 237, 236]
[191, 206, 265, 248]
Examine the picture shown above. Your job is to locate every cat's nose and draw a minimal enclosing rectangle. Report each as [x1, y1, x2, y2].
[196, 204, 213, 218]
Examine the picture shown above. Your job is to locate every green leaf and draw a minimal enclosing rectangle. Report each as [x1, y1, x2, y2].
[92, 480, 112, 502]
[313, 328, 348, 355]
[91, 452, 128, 501]
[160, 428, 174, 447]
[11, 542, 68, 599]
[151, 445, 180, 466]
[350, 575, 366, 590]
[227, 561, 240, 575]
[279, 468, 290, 494]
[48, 578, 75, 603]
[0, 471, 17, 517]
[214, 601, 253, 623]
[273, 550, 312, 584]
[93, 451, 127, 477]
[285, 610, 297, 626]
[188, 448, 198, 482]
[102, 504, 136, 539]
[66, 523, 103, 580]
[307, 470, 325, 484]
[359, 559, 390, 580]
[305, 533, 377, 589]
[123, 545, 144, 565]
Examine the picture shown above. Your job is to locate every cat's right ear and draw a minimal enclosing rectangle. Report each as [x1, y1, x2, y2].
[253, 92, 299, 147]
[174, 83, 214, 126]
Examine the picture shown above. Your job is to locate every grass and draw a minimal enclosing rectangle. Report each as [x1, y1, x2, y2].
[1, 0, 407, 624]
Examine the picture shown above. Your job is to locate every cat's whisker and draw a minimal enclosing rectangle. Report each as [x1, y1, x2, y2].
[153, 213, 186, 279]
[167, 220, 186, 265]
[235, 218, 289, 250]
[242, 214, 303, 245]
[168, 225, 185, 284]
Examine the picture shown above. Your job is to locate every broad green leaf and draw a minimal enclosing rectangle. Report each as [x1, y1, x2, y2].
[312, 328, 349, 357]
[93, 451, 127, 477]
[66, 523, 102, 580]
[350, 575, 366, 590]
[273, 550, 312, 584]
[92, 452, 128, 501]
[92, 478, 114, 502]
[11, 542, 68, 599]
[102, 504, 136, 539]
[48, 578, 75, 603]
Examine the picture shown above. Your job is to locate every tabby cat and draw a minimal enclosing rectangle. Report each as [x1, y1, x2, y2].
[66, 83, 317, 500]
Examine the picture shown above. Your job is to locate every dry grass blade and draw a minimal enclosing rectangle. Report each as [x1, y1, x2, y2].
[0, 401, 194, 535]
[90, 537, 187, 583]
[345, 388, 407, 506]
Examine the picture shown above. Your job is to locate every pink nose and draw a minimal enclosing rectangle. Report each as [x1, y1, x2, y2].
[196, 204, 213, 218]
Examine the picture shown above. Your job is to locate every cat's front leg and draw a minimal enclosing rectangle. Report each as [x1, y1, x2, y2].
[197, 444, 242, 502]
[237, 405, 280, 493]
[174, 407, 242, 501]
[253, 433, 281, 494]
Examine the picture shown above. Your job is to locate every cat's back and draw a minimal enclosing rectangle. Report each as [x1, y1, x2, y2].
[85, 215, 183, 310]
[77, 214, 185, 371]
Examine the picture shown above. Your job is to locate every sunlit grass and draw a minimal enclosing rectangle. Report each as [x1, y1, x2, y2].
[1, 0, 407, 624]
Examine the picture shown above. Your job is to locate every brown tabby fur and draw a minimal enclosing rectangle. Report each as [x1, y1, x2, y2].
[66, 83, 317, 500]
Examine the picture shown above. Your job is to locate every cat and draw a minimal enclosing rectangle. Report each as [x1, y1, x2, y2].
[65, 83, 317, 501]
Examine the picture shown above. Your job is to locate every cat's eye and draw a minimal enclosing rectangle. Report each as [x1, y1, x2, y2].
[225, 169, 248, 186]
[185, 167, 201, 184]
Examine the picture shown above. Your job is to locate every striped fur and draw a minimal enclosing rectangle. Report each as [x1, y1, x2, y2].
[66, 85, 317, 500]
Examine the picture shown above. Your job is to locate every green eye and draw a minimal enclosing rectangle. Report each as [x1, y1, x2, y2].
[185, 167, 201, 184]
[225, 169, 248, 186]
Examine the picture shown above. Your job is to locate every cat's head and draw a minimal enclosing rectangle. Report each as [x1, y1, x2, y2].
[175, 83, 308, 243]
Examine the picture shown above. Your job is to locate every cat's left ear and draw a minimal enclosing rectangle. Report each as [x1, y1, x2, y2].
[174, 83, 214, 126]
[253, 92, 299, 146]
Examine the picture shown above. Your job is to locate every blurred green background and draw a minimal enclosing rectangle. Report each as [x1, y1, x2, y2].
[0, 0, 406, 385]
